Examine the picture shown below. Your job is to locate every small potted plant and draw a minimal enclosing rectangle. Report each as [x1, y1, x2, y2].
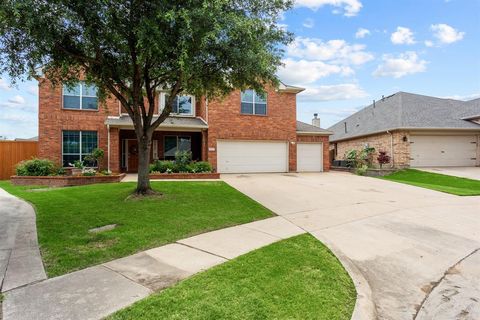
[84, 148, 104, 170]
[70, 160, 85, 176]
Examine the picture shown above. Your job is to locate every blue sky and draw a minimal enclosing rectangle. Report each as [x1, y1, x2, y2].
[0, 0, 479, 139]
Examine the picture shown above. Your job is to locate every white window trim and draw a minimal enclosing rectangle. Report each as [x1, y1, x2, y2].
[62, 82, 98, 110]
[159, 92, 195, 117]
[61, 130, 99, 167]
[240, 89, 267, 115]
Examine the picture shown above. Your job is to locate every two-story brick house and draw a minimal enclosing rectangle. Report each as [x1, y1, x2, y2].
[38, 77, 332, 173]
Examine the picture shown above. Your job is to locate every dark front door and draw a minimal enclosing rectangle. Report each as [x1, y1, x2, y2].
[127, 140, 139, 172]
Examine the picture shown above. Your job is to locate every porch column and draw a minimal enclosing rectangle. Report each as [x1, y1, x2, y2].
[201, 129, 208, 162]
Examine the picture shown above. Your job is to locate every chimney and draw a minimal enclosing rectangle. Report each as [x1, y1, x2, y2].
[312, 113, 320, 128]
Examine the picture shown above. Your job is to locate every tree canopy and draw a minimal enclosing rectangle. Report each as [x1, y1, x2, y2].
[0, 0, 293, 193]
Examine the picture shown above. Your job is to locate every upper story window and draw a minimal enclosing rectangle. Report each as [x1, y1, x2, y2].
[160, 93, 194, 116]
[63, 82, 98, 110]
[241, 89, 267, 115]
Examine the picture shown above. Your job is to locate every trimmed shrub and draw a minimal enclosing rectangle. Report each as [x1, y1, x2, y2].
[192, 161, 212, 173]
[150, 160, 176, 173]
[174, 150, 192, 172]
[15, 158, 57, 176]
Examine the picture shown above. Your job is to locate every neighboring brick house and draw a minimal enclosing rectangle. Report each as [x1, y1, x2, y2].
[38, 77, 332, 173]
[329, 92, 480, 168]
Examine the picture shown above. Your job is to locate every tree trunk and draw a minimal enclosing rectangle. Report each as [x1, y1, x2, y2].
[136, 134, 153, 194]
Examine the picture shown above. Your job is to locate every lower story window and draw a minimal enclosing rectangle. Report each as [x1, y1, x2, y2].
[164, 136, 191, 158]
[62, 130, 98, 167]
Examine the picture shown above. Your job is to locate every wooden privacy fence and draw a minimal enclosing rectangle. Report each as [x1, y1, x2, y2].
[0, 141, 38, 180]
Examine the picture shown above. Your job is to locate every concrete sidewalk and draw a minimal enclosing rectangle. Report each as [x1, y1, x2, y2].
[416, 167, 480, 181]
[0, 189, 46, 293]
[2, 216, 304, 320]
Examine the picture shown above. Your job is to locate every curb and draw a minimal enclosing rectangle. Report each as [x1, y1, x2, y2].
[312, 233, 377, 320]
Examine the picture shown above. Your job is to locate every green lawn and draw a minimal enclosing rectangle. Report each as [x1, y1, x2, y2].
[381, 169, 480, 196]
[108, 234, 356, 320]
[0, 181, 274, 277]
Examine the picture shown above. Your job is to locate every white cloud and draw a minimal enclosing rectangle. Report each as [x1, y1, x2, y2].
[298, 83, 368, 101]
[0, 94, 36, 111]
[355, 28, 370, 39]
[303, 18, 315, 28]
[0, 113, 36, 123]
[277, 23, 288, 31]
[0, 78, 11, 91]
[287, 37, 374, 66]
[278, 58, 353, 85]
[7, 95, 26, 105]
[295, 0, 362, 17]
[390, 27, 415, 45]
[430, 23, 465, 44]
[27, 85, 38, 96]
[373, 52, 427, 78]
[442, 93, 480, 101]
[424, 40, 434, 47]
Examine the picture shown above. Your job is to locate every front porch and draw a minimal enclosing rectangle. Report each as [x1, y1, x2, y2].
[119, 130, 205, 173]
[105, 116, 208, 173]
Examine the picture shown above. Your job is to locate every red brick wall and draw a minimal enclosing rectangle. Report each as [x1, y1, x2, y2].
[38, 79, 304, 173]
[207, 87, 298, 171]
[296, 135, 331, 171]
[38, 78, 120, 168]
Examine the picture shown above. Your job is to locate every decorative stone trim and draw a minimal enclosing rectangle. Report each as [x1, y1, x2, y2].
[11, 173, 126, 187]
[149, 172, 220, 180]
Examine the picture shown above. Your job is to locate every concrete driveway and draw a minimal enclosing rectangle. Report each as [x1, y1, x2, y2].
[416, 167, 480, 180]
[223, 172, 480, 320]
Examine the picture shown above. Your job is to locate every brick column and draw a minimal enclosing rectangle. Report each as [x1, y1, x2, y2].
[289, 140, 297, 172]
[109, 127, 120, 173]
[201, 130, 208, 162]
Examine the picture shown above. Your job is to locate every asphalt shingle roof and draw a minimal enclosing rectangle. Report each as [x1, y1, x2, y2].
[329, 92, 480, 142]
[105, 116, 208, 128]
[296, 121, 332, 134]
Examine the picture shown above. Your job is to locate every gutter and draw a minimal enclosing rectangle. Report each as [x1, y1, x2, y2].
[386, 130, 394, 168]
[296, 131, 333, 136]
[330, 126, 480, 142]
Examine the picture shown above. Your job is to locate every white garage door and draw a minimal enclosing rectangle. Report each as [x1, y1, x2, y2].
[217, 140, 288, 173]
[297, 143, 323, 172]
[410, 135, 477, 167]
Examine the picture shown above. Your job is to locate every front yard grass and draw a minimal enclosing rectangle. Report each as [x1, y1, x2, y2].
[108, 234, 356, 320]
[381, 169, 480, 196]
[0, 181, 274, 277]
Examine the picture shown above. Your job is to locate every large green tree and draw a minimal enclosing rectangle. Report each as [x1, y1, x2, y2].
[0, 0, 293, 194]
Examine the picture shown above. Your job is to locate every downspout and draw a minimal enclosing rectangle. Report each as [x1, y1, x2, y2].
[107, 124, 111, 172]
[205, 96, 209, 123]
[386, 130, 394, 168]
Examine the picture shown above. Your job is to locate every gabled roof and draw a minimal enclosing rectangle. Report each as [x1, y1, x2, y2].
[278, 81, 305, 94]
[329, 92, 480, 142]
[296, 121, 332, 135]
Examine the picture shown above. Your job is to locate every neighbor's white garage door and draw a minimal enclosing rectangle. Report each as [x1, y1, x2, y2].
[410, 135, 477, 167]
[217, 140, 288, 173]
[297, 143, 323, 172]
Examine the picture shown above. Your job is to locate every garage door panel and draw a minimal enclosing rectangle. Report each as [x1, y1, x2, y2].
[410, 135, 477, 167]
[217, 140, 288, 173]
[297, 143, 323, 172]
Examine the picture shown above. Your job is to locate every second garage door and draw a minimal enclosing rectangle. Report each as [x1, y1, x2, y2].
[217, 140, 288, 173]
[410, 135, 477, 167]
[297, 143, 323, 172]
